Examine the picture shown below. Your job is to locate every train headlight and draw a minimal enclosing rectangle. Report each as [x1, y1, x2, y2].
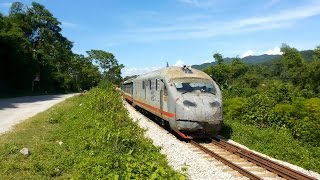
[183, 100, 197, 107]
[210, 101, 220, 107]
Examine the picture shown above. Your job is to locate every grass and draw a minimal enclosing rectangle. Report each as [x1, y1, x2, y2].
[221, 119, 320, 173]
[0, 87, 185, 179]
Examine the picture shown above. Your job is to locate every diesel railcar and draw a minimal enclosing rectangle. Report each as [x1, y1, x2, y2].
[122, 66, 223, 139]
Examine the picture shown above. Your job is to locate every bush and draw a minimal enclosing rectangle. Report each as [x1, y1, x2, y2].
[224, 97, 248, 120]
[271, 98, 320, 146]
[291, 98, 320, 146]
[241, 93, 278, 127]
[273, 103, 296, 128]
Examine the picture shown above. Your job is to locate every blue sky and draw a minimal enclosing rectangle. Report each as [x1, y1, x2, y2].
[1, 0, 320, 76]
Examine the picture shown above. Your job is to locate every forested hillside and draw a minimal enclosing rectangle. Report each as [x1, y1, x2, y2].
[193, 50, 315, 70]
[0, 2, 123, 97]
[205, 44, 320, 147]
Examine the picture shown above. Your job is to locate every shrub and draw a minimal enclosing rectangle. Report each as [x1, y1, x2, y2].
[291, 98, 320, 146]
[273, 98, 320, 146]
[224, 97, 248, 121]
[241, 93, 277, 127]
[273, 103, 296, 128]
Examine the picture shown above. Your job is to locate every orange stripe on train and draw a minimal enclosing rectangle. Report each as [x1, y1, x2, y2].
[123, 93, 175, 118]
[134, 99, 176, 118]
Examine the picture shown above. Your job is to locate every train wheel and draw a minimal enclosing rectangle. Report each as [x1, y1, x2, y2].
[160, 119, 165, 127]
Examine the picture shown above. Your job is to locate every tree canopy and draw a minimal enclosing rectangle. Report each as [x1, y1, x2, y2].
[204, 44, 320, 146]
[87, 50, 124, 85]
[0, 2, 123, 95]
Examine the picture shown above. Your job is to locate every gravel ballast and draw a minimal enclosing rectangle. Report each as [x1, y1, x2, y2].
[125, 102, 244, 180]
[125, 102, 320, 180]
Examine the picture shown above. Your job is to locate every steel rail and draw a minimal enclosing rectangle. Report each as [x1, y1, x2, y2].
[211, 138, 316, 180]
[190, 140, 262, 180]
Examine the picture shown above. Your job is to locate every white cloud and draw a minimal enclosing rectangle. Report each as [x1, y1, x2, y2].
[173, 59, 185, 67]
[241, 50, 254, 58]
[234, 3, 320, 29]
[264, 46, 283, 55]
[122, 66, 161, 77]
[119, 2, 320, 43]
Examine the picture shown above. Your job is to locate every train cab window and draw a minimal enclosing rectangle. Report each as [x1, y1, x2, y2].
[164, 85, 167, 96]
[173, 80, 217, 94]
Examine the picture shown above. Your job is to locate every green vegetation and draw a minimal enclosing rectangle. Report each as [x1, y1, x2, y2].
[0, 2, 124, 97]
[221, 120, 320, 172]
[205, 44, 320, 172]
[0, 84, 185, 179]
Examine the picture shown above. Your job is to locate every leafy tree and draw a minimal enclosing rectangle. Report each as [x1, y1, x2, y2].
[1, 2, 101, 95]
[307, 46, 320, 94]
[87, 50, 124, 85]
[71, 54, 102, 90]
[280, 44, 305, 70]
[9, 2, 25, 15]
[205, 63, 230, 87]
[213, 53, 224, 65]
[0, 9, 35, 92]
[230, 57, 249, 79]
[280, 44, 308, 87]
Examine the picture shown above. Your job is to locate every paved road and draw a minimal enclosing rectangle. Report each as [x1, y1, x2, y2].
[0, 94, 77, 134]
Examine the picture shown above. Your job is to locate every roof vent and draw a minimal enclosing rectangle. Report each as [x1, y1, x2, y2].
[182, 65, 192, 74]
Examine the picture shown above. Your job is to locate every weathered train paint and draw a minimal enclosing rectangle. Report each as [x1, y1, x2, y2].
[121, 66, 223, 138]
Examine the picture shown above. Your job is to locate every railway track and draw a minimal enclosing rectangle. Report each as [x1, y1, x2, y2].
[127, 102, 317, 179]
[190, 139, 316, 180]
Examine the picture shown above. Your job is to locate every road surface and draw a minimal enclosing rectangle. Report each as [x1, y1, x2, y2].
[0, 94, 77, 134]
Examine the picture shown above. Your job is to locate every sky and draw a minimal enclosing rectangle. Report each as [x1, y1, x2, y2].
[1, 0, 320, 76]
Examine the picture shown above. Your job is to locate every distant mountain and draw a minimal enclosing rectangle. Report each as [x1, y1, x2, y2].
[192, 50, 314, 70]
[192, 54, 281, 70]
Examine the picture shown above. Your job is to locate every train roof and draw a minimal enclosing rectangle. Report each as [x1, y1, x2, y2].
[122, 77, 135, 84]
[134, 66, 213, 81]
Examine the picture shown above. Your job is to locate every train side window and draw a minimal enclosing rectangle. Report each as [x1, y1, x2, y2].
[149, 80, 152, 90]
[142, 81, 145, 89]
[156, 79, 158, 90]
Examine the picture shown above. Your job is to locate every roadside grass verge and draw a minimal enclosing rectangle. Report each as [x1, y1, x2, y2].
[0, 86, 185, 179]
[221, 119, 320, 173]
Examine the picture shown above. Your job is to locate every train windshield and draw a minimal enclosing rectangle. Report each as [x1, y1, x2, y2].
[173, 79, 216, 94]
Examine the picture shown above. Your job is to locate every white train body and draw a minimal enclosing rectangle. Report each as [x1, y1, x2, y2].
[122, 66, 223, 138]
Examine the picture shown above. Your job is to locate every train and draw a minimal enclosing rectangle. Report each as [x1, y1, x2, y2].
[121, 66, 223, 139]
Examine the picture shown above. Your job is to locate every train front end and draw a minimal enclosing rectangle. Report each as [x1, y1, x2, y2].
[173, 77, 223, 138]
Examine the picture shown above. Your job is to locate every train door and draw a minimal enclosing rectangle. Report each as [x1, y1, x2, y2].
[143, 80, 146, 99]
[155, 79, 163, 118]
[158, 79, 168, 119]
[160, 82, 163, 117]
